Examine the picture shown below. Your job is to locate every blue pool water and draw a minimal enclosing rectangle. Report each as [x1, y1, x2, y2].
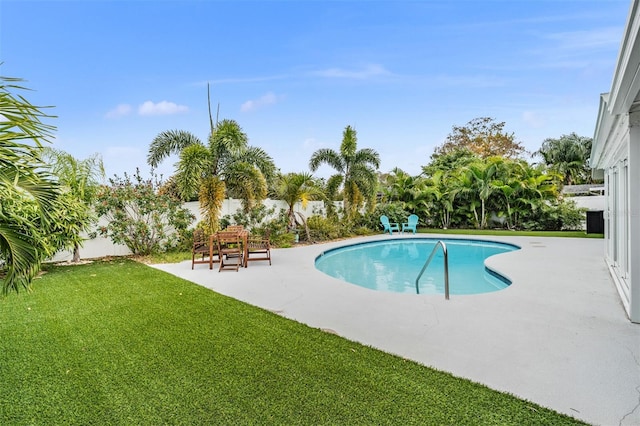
[314, 238, 519, 295]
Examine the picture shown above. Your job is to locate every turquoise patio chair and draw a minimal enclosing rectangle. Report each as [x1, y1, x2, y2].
[402, 214, 419, 234]
[380, 215, 400, 235]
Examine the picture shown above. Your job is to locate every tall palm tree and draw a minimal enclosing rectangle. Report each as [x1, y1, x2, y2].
[41, 148, 105, 262]
[148, 119, 275, 233]
[0, 75, 60, 294]
[309, 125, 380, 218]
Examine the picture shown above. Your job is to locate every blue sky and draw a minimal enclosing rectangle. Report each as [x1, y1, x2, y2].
[0, 0, 631, 180]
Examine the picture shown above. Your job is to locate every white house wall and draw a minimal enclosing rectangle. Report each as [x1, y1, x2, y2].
[591, 0, 640, 323]
[627, 119, 640, 321]
[594, 109, 639, 323]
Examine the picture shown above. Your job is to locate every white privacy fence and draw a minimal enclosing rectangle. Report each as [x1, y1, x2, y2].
[50, 199, 334, 262]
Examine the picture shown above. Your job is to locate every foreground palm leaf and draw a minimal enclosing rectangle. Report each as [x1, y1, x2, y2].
[0, 74, 60, 294]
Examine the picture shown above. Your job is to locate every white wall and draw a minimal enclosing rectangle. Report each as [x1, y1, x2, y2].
[50, 198, 331, 262]
[570, 195, 605, 211]
[51, 195, 605, 263]
[590, 0, 640, 323]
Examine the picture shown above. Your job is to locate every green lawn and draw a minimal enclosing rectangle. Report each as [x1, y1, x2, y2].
[0, 260, 585, 425]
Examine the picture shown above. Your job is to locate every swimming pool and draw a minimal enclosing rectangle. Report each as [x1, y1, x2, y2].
[314, 238, 520, 295]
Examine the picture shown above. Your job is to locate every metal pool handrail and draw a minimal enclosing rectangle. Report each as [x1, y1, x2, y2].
[415, 240, 450, 299]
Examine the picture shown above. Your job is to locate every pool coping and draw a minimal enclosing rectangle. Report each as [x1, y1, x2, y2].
[152, 233, 640, 426]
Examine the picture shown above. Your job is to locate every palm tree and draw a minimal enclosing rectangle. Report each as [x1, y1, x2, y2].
[382, 167, 413, 203]
[513, 168, 559, 228]
[382, 167, 435, 219]
[422, 148, 477, 229]
[273, 172, 325, 238]
[537, 133, 592, 185]
[319, 175, 343, 220]
[423, 169, 458, 229]
[148, 119, 276, 233]
[41, 148, 105, 262]
[489, 158, 523, 229]
[0, 75, 60, 294]
[309, 125, 380, 219]
[457, 159, 498, 229]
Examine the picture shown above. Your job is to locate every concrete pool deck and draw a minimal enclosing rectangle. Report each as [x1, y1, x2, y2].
[152, 234, 640, 426]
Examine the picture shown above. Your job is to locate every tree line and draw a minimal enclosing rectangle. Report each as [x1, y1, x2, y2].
[1, 77, 594, 294]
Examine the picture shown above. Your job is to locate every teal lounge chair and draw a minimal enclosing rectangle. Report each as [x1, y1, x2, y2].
[380, 215, 400, 234]
[402, 214, 419, 234]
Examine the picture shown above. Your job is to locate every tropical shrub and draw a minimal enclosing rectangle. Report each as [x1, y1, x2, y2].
[95, 169, 195, 255]
[364, 203, 410, 232]
[257, 210, 294, 247]
[306, 215, 342, 241]
[521, 199, 585, 231]
[223, 204, 277, 231]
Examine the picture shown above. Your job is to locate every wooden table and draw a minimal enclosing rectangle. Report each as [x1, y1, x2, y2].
[209, 230, 249, 269]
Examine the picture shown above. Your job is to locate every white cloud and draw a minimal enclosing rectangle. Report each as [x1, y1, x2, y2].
[105, 104, 133, 119]
[312, 64, 391, 80]
[138, 100, 188, 116]
[240, 92, 283, 112]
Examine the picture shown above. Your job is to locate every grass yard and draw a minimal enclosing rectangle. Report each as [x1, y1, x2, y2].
[0, 260, 585, 425]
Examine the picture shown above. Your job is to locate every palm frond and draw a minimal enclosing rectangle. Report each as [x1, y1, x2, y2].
[148, 130, 202, 168]
[309, 148, 344, 172]
[354, 148, 381, 168]
[0, 76, 57, 146]
[210, 119, 248, 156]
[239, 146, 277, 182]
[176, 144, 211, 200]
[223, 162, 267, 211]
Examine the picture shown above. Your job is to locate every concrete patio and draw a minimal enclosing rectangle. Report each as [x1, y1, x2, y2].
[152, 234, 640, 426]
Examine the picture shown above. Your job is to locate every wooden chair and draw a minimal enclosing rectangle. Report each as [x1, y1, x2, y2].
[216, 231, 243, 272]
[192, 229, 215, 269]
[208, 233, 220, 269]
[246, 230, 271, 266]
